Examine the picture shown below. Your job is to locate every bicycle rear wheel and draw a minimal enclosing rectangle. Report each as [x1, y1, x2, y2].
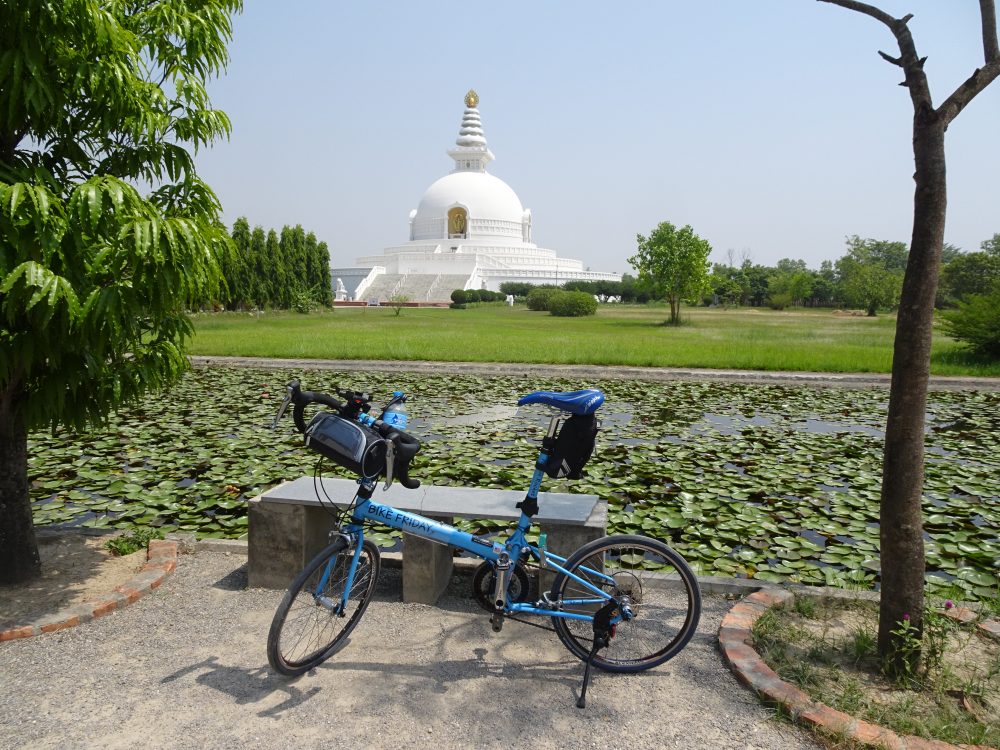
[267, 536, 380, 676]
[550, 534, 701, 673]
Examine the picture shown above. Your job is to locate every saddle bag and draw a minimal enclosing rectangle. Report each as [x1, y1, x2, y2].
[544, 413, 599, 479]
[304, 412, 387, 478]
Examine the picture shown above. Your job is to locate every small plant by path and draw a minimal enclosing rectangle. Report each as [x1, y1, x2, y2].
[751, 595, 1000, 747]
[105, 528, 164, 557]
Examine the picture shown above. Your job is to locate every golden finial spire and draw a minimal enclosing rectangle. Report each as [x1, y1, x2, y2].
[465, 89, 479, 108]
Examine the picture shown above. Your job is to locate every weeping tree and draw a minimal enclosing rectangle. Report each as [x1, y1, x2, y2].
[818, 0, 1000, 673]
[0, 0, 242, 583]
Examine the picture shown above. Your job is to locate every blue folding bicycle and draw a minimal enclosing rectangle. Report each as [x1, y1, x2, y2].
[267, 380, 701, 707]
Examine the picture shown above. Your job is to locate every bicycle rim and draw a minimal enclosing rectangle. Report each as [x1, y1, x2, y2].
[267, 537, 380, 675]
[550, 534, 701, 673]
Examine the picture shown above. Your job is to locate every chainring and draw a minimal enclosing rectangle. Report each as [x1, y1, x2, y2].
[472, 560, 532, 612]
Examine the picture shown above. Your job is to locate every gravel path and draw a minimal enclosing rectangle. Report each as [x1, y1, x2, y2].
[0, 550, 820, 750]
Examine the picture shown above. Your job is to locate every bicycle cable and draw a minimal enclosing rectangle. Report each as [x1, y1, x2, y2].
[312, 459, 354, 526]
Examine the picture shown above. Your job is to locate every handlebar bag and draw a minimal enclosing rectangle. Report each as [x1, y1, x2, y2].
[305, 412, 387, 478]
[544, 413, 599, 480]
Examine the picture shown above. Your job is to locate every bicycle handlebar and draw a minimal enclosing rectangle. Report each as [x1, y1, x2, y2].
[278, 379, 421, 490]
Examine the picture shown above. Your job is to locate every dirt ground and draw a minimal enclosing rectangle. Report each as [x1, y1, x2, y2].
[0, 532, 146, 630]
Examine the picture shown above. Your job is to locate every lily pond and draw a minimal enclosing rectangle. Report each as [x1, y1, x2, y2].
[28, 366, 1000, 601]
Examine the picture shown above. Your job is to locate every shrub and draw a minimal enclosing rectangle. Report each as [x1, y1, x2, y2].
[105, 527, 164, 556]
[450, 289, 468, 304]
[549, 290, 598, 317]
[292, 287, 316, 314]
[767, 292, 793, 311]
[388, 294, 409, 316]
[526, 286, 562, 311]
[941, 287, 1000, 358]
[449, 302, 466, 309]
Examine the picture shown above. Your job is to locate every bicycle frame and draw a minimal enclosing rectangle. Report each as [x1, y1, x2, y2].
[319, 440, 620, 626]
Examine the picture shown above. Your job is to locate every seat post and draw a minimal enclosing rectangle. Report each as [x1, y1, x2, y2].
[516, 415, 561, 522]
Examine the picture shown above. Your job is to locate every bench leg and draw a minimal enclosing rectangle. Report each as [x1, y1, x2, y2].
[248, 498, 337, 589]
[403, 515, 454, 605]
[537, 500, 608, 594]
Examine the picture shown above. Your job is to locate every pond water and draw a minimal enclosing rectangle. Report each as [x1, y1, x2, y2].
[27, 367, 1000, 601]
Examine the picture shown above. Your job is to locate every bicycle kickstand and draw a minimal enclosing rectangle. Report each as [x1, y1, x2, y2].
[577, 600, 618, 709]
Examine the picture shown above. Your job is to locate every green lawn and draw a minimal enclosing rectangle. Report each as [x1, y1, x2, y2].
[188, 304, 1000, 376]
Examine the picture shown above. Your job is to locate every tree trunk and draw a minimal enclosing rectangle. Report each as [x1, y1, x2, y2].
[668, 294, 680, 325]
[877, 113, 947, 674]
[0, 379, 40, 584]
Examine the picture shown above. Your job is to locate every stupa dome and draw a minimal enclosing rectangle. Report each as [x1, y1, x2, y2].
[414, 171, 524, 228]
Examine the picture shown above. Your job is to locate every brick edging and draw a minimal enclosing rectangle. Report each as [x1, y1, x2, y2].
[719, 589, 999, 750]
[0, 540, 178, 642]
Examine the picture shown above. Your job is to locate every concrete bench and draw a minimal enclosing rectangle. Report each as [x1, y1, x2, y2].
[248, 476, 607, 605]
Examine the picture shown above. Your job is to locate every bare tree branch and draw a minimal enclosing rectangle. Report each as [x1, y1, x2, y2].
[982, 0, 1000, 62]
[936, 59, 1000, 127]
[819, 0, 933, 114]
[817, 0, 895, 28]
[879, 50, 903, 66]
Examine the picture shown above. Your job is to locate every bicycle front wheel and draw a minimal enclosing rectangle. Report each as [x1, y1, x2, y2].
[550, 534, 701, 673]
[267, 536, 381, 676]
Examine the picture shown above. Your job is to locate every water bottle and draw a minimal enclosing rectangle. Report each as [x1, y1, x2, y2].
[383, 392, 408, 430]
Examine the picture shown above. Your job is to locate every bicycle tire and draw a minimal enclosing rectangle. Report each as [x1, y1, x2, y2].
[267, 536, 380, 676]
[550, 534, 701, 673]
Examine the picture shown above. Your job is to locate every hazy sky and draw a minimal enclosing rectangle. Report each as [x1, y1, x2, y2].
[195, 1, 999, 276]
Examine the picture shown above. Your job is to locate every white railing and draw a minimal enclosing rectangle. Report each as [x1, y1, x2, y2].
[352, 266, 385, 301]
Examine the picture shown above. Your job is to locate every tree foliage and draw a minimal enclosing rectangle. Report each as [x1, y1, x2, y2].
[629, 221, 712, 324]
[215, 218, 332, 310]
[836, 236, 907, 316]
[0, 0, 242, 583]
[941, 287, 1000, 358]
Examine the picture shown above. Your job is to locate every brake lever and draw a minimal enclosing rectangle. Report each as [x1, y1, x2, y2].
[383, 439, 396, 491]
[271, 389, 294, 430]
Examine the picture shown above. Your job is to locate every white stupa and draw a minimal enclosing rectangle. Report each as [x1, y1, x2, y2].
[333, 90, 620, 302]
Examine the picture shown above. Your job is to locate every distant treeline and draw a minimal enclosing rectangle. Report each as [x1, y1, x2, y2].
[500, 233, 1000, 315]
[215, 218, 332, 310]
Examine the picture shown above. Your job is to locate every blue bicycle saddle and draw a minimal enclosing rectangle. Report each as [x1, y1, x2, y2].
[517, 389, 605, 416]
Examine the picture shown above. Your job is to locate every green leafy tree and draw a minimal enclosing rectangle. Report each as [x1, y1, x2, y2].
[836, 236, 907, 316]
[940, 250, 1000, 303]
[247, 225, 268, 308]
[768, 260, 814, 308]
[264, 229, 288, 308]
[739, 261, 771, 307]
[629, 221, 712, 324]
[0, 0, 241, 583]
[227, 217, 252, 309]
[980, 233, 1000, 257]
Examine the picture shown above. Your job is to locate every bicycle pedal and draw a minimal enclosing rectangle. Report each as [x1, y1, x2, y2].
[490, 612, 504, 633]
